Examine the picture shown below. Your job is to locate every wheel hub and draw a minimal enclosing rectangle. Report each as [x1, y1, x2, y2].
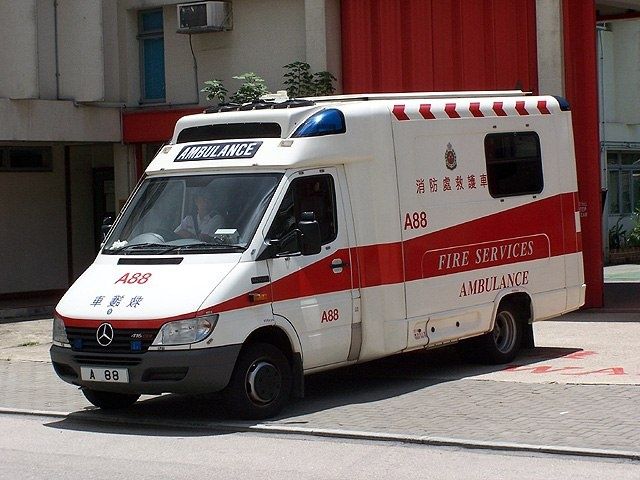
[493, 311, 516, 354]
[247, 361, 281, 404]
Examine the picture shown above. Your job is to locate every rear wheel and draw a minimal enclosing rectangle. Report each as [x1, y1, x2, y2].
[82, 389, 140, 410]
[476, 305, 523, 364]
[223, 343, 292, 420]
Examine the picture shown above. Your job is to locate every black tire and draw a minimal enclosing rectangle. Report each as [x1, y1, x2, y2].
[223, 343, 292, 420]
[474, 304, 523, 364]
[82, 389, 140, 410]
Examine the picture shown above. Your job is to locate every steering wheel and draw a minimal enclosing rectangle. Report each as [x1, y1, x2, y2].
[154, 229, 181, 242]
[129, 232, 166, 244]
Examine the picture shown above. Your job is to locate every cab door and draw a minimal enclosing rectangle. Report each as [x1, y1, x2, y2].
[265, 168, 355, 369]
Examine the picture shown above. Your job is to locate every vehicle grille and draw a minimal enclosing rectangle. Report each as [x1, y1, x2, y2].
[72, 355, 143, 366]
[66, 326, 158, 354]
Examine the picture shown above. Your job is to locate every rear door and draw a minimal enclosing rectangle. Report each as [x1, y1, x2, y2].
[266, 168, 355, 369]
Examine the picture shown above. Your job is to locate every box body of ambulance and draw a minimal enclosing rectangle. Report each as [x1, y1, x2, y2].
[50, 91, 585, 418]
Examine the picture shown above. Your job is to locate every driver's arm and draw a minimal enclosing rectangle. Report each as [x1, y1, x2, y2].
[174, 216, 193, 238]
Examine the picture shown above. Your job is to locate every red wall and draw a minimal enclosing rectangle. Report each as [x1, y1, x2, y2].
[341, 0, 603, 307]
[122, 108, 201, 144]
[562, 0, 603, 307]
[341, 0, 538, 94]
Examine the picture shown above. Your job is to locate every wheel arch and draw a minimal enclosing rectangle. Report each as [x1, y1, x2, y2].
[242, 325, 304, 398]
[491, 290, 534, 349]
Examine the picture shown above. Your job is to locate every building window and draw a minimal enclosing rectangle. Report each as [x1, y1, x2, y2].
[484, 132, 543, 198]
[138, 9, 166, 103]
[0, 147, 53, 172]
[607, 151, 640, 215]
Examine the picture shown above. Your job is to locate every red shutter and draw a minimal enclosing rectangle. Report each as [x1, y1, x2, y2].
[341, 0, 538, 94]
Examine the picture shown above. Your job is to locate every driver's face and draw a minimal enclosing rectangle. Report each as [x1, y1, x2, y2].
[194, 195, 211, 211]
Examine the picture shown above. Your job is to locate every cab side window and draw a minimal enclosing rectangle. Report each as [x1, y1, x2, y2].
[267, 174, 337, 251]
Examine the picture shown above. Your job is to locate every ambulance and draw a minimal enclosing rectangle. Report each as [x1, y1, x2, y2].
[50, 91, 585, 418]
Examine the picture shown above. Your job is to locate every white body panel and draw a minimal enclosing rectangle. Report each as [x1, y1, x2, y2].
[54, 91, 585, 389]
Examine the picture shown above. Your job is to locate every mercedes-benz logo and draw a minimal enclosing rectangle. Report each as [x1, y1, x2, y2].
[96, 323, 115, 347]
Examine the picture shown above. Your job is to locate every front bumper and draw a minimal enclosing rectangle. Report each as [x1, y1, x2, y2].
[50, 344, 241, 395]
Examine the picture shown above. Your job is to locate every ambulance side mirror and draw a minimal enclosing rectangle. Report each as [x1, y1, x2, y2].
[298, 211, 321, 256]
[101, 216, 114, 240]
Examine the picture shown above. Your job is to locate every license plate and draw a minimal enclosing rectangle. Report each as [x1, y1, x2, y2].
[80, 367, 129, 383]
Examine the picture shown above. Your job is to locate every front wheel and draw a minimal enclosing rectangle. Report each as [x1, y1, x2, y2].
[223, 343, 292, 420]
[82, 389, 140, 410]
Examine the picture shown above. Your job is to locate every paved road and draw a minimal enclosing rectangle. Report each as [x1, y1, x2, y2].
[1, 313, 639, 460]
[2, 413, 638, 480]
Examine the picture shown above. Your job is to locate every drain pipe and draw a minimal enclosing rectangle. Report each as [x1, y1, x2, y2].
[54, 0, 60, 99]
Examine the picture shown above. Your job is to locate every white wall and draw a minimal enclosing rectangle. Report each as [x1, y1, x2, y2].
[0, 0, 39, 99]
[57, 0, 106, 102]
[536, 0, 564, 95]
[36, 0, 58, 99]
[0, 146, 68, 293]
[118, 0, 317, 105]
[185, 0, 307, 104]
[601, 19, 640, 141]
[0, 99, 120, 142]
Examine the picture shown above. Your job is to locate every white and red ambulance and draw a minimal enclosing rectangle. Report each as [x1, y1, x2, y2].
[50, 91, 585, 418]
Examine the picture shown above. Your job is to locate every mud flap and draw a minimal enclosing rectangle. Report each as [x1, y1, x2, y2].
[521, 322, 535, 349]
[291, 351, 304, 398]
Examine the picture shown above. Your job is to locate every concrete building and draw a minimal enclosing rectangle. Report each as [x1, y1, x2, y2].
[0, 0, 340, 299]
[597, 10, 640, 259]
[0, 0, 638, 309]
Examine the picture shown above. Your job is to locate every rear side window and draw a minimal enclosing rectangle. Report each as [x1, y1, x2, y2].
[484, 132, 543, 197]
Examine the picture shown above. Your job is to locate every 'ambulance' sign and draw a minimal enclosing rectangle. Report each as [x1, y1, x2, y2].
[175, 141, 262, 161]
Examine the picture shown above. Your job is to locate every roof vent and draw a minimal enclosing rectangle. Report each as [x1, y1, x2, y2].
[177, 1, 232, 34]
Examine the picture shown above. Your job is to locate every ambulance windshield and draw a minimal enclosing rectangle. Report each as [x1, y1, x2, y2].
[102, 173, 282, 254]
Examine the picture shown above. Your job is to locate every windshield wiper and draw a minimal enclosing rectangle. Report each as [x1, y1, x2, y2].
[105, 243, 170, 255]
[159, 243, 246, 254]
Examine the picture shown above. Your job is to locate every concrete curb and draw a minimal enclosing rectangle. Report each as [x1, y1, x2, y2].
[1, 407, 638, 462]
[0, 407, 70, 418]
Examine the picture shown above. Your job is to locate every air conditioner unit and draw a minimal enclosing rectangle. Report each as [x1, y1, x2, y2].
[177, 1, 232, 33]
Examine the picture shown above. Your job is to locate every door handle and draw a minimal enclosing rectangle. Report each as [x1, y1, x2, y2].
[330, 258, 349, 270]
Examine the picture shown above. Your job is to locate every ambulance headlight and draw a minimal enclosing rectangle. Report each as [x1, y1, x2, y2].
[151, 315, 218, 346]
[52, 313, 70, 345]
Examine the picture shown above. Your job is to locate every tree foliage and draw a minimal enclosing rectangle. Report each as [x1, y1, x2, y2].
[229, 73, 270, 103]
[202, 61, 336, 105]
[283, 61, 336, 97]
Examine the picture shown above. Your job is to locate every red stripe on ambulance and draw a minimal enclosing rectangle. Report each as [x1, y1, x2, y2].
[392, 105, 410, 121]
[212, 192, 580, 313]
[469, 102, 484, 117]
[492, 102, 507, 116]
[537, 100, 551, 114]
[445, 103, 460, 118]
[419, 104, 435, 119]
[515, 101, 529, 116]
[392, 98, 558, 121]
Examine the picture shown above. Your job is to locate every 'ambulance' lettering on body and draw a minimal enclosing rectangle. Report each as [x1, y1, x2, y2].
[174, 141, 263, 161]
[459, 270, 530, 297]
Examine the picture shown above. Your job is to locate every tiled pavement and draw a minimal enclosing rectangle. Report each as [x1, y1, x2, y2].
[2, 266, 640, 459]
[1, 344, 639, 459]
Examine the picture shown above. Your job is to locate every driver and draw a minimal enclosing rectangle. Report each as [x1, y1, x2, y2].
[175, 189, 223, 241]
